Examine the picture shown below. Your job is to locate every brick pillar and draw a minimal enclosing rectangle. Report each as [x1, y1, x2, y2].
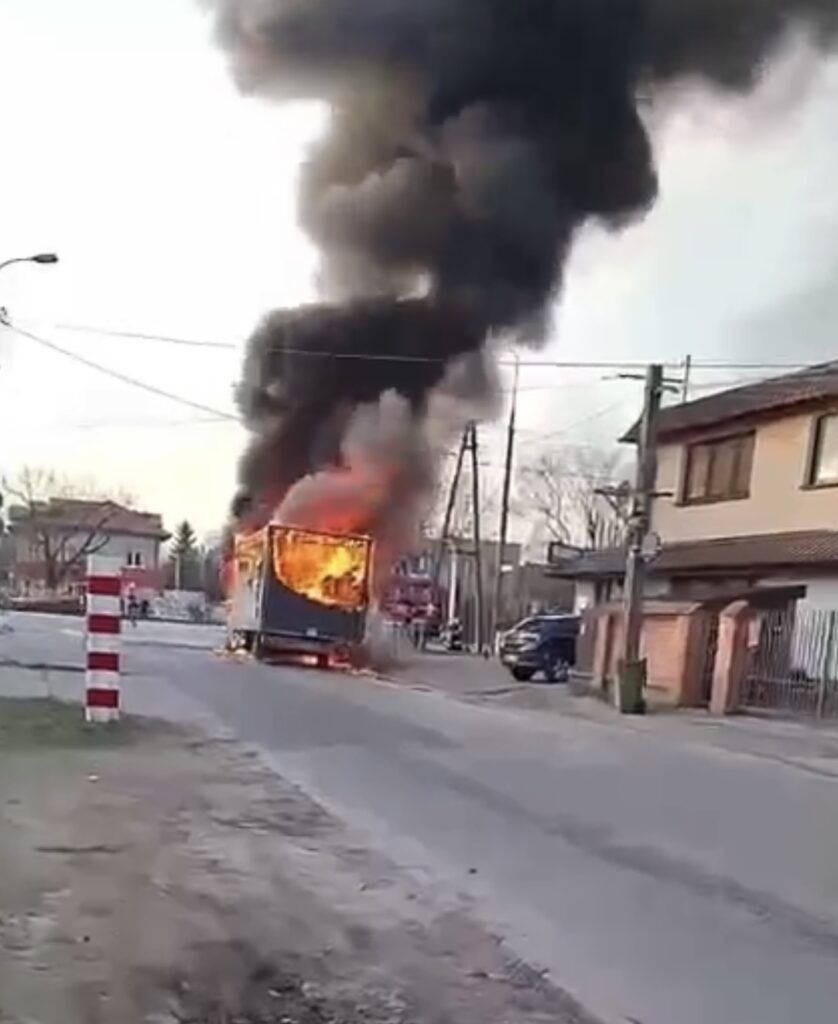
[709, 600, 753, 716]
[591, 609, 616, 690]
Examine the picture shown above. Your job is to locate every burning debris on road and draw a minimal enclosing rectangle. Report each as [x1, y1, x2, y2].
[210, 0, 838, 587]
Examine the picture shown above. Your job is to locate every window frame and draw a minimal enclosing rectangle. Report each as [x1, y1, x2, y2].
[680, 430, 755, 506]
[805, 412, 838, 489]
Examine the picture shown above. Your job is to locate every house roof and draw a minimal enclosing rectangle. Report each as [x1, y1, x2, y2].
[9, 499, 169, 540]
[549, 530, 838, 580]
[622, 361, 838, 443]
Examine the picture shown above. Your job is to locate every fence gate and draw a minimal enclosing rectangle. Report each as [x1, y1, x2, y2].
[743, 607, 838, 718]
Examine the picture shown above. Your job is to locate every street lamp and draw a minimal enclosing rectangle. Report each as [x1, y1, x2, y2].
[0, 253, 59, 274]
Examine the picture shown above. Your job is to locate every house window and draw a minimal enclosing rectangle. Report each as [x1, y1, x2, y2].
[683, 432, 754, 504]
[808, 414, 838, 486]
[126, 551, 144, 568]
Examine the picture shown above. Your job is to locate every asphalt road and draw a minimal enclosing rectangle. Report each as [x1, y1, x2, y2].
[4, 612, 838, 1024]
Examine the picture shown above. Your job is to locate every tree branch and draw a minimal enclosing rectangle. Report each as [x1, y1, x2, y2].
[56, 507, 119, 583]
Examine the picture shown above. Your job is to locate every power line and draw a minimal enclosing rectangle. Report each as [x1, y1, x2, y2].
[43, 321, 649, 367]
[23, 415, 234, 432]
[25, 320, 815, 372]
[43, 321, 236, 350]
[0, 316, 238, 420]
[10, 318, 806, 441]
[515, 402, 627, 448]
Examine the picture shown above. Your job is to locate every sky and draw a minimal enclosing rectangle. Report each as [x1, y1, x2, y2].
[1, 1, 837, 540]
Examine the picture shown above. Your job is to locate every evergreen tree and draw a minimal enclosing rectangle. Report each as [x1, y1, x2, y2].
[169, 520, 201, 590]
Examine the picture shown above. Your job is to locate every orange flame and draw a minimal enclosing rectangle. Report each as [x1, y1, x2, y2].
[272, 528, 370, 611]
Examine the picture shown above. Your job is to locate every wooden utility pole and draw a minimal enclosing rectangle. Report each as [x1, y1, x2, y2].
[468, 423, 486, 654]
[492, 358, 519, 643]
[619, 364, 663, 713]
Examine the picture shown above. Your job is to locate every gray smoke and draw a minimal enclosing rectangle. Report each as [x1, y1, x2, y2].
[209, 0, 838, 550]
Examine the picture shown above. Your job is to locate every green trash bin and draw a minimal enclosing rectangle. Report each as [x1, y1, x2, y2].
[618, 659, 647, 714]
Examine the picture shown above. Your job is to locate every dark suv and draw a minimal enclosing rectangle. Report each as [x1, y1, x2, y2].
[499, 614, 580, 682]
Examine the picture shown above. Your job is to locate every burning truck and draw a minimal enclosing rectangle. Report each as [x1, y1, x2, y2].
[228, 525, 373, 665]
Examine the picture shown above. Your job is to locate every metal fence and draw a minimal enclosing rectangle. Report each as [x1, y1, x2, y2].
[743, 607, 838, 717]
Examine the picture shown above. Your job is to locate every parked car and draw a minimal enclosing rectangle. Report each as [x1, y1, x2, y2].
[499, 614, 580, 682]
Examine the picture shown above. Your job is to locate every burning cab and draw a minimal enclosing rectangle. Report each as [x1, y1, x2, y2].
[228, 524, 373, 666]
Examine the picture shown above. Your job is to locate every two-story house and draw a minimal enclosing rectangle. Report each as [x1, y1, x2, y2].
[554, 361, 838, 611]
[8, 498, 170, 599]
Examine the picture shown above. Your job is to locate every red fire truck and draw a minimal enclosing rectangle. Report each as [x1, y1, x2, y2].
[380, 570, 446, 638]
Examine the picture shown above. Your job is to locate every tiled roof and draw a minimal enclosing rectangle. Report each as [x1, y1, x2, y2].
[622, 361, 838, 442]
[550, 530, 838, 579]
[10, 499, 169, 539]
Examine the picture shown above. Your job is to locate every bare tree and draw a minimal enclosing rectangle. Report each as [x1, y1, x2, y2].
[448, 473, 499, 543]
[516, 446, 631, 550]
[1, 467, 127, 591]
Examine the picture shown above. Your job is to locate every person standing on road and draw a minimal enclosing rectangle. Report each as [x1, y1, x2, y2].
[126, 583, 139, 628]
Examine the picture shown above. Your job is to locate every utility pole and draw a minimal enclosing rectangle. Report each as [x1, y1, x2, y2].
[432, 427, 469, 596]
[492, 357, 519, 643]
[447, 542, 459, 625]
[681, 354, 692, 403]
[619, 364, 663, 714]
[468, 423, 486, 655]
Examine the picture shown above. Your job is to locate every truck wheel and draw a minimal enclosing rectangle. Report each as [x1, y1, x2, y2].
[511, 667, 534, 682]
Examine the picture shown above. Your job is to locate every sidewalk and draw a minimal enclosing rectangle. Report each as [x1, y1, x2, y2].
[0, 695, 596, 1024]
[389, 650, 838, 779]
[388, 649, 617, 720]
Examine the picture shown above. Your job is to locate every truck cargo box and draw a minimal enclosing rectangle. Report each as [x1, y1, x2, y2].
[229, 524, 372, 661]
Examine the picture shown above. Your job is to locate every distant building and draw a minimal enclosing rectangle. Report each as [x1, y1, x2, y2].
[7, 499, 169, 598]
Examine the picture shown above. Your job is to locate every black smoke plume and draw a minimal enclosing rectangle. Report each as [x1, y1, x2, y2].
[211, 0, 838, 545]
[234, 297, 483, 526]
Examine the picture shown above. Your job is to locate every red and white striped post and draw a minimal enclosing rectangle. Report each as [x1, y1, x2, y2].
[85, 556, 122, 723]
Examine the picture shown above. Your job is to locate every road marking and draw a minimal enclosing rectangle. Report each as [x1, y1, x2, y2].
[60, 627, 84, 637]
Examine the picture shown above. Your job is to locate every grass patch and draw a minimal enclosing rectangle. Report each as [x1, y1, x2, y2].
[0, 698, 147, 750]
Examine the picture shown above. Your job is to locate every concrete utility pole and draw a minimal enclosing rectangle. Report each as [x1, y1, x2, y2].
[681, 354, 692, 403]
[619, 364, 663, 714]
[492, 357, 519, 643]
[432, 427, 469, 599]
[468, 423, 486, 655]
[447, 542, 459, 625]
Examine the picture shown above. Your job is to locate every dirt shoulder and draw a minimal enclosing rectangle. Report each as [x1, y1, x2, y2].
[0, 697, 597, 1024]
